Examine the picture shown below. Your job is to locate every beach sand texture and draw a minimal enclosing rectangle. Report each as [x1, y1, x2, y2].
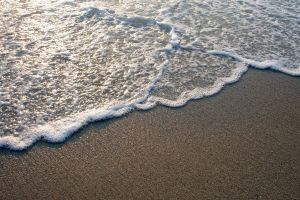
[0, 69, 299, 200]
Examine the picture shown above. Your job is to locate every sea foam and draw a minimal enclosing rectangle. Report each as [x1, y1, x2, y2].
[0, 0, 299, 150]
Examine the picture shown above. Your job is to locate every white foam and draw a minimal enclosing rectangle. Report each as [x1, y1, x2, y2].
[207, 50, 300, 76]
[1, 0, 299, 150]
[143, 62, 249, 108]
[0, 106, 134, 150]
[1, 48, 293, 150]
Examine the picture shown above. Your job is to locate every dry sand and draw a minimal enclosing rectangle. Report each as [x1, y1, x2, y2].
[0, 69, 299, 200]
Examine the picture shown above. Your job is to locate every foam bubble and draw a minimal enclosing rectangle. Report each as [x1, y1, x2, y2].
[208, 50, 300, 76]
[0, 0, 299, 150]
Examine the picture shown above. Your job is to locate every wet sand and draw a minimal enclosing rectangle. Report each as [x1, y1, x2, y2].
[0, 69, 299, 200]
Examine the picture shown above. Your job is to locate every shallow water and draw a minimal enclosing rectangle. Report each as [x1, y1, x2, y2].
[0, 0, 299, 149]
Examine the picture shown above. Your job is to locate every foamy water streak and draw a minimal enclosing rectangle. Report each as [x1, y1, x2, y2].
[0, 0, 299, 150]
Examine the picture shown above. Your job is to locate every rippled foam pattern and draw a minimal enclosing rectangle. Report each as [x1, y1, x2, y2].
[0, 0, 299, 149]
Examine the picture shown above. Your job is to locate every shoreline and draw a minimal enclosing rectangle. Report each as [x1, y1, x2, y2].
[1, 69, 299, 199]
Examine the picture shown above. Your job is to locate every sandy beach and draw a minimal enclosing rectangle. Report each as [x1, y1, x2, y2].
[0, 69, 299, 200]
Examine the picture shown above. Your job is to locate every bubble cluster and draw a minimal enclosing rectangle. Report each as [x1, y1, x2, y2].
[0, 0, 299, 149]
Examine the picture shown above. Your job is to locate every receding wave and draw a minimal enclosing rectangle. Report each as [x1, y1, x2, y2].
[0, 0, 299, 150]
